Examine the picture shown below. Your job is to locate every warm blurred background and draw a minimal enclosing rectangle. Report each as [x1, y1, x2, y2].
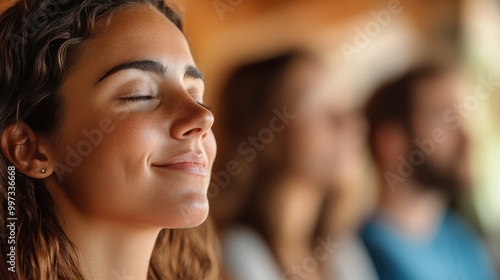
[166, 0, 500, 278]
[2, 0, 497, 278]
[170, 0, 500, 246]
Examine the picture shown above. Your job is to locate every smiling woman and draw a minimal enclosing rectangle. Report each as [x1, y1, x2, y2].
[0, 0, 219, 279]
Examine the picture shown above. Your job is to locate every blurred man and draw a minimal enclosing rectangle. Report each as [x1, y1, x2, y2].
[361, 64, 498, 280]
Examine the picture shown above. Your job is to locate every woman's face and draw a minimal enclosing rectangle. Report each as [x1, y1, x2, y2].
[286, 60, 361, 185]
[46, 5, 216, 229]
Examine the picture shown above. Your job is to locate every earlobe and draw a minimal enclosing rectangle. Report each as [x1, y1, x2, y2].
[1, 122, 53, 179]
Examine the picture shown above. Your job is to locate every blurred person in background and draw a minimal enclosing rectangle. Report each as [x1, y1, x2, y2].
[210, 51, 378, 280]
[361, 63, 498, 280]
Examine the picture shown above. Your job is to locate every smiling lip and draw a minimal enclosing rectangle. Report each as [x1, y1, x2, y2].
[152, 153, 208, 176]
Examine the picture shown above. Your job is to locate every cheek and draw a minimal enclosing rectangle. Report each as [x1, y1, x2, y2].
[54, 116, 208, 226]
[303, 120, 336, 155]
[53, 116, 159, 210]
[61, 116, 158, 176]
[289, 121, 335, 167]
[432, 138, 461, 166]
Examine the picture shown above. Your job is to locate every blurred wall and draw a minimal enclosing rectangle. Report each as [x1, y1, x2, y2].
[168, 0, 465, 229]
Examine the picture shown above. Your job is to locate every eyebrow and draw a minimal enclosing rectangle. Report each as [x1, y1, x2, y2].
[95, 60, 203, 85]
[185, 64, 204, 80]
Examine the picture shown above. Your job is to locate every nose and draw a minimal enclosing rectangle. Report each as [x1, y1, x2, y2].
[170, 98, 214, 141]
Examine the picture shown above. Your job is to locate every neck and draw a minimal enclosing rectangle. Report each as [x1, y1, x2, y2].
[264, 175, 327, 264]
[67, 219, 159, 280]
[48, 184, 160, 280]
[380, 178, 448, 241]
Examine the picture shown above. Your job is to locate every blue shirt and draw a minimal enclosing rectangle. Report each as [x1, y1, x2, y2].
[361, 212, 498, 280]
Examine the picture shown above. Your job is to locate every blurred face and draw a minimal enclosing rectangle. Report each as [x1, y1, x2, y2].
[409, 73, 471, 192]
[46, 5, 216, 228]
[286, 60, 361, 184]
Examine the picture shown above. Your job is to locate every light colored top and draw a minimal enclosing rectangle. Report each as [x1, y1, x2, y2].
[222, 226, 379, 280]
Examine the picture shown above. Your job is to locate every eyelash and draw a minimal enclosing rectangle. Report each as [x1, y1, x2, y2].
[120, 95, 154, 102]
[197, 102, 211, 111]
[120, 96, 211, 111]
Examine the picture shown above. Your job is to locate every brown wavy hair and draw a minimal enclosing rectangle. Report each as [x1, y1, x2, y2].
[0, 0, 220, 279]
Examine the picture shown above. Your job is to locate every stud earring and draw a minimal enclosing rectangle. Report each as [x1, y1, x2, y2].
[41, 168, 46, 174]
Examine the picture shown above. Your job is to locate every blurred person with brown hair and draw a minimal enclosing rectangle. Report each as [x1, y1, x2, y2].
[361, 64, 498, 280]
[210, 51, 378, 280]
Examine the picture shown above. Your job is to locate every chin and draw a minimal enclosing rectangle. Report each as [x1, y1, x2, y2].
[172, 211, 209, 229]
[175, 196, 210, 228]
[186, 211, 210, 228]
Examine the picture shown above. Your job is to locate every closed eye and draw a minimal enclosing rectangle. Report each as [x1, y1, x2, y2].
[120, 96, 155, 102]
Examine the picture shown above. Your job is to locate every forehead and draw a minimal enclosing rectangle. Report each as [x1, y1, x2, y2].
[413, 73, 461, 106]
[68, 5, 194, 80]
[287, 60, 348, 111]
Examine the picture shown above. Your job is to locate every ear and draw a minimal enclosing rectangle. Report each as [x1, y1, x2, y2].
[1, 122, 54, 179]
